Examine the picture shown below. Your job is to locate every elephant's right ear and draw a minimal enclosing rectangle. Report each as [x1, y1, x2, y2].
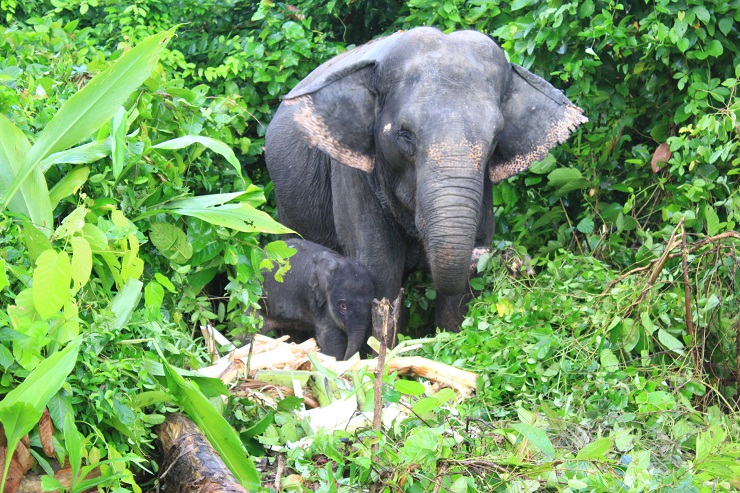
[309, 256, 338, 308]
[283, 61, 377, 172]
[489, 64, 588, 183]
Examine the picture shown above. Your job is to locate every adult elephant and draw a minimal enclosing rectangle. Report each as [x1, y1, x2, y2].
[265, 27, 586, 330]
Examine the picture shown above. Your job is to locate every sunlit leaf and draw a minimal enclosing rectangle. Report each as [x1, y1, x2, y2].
[512, 422, 555, 461]
[153, 135, 244, 181]
[1, 29, 175, 217]
[49, 167, 90, 208]
[159, 356, 260, 489]
[33, 250, 71, 320]
[576, 438, 611, 460]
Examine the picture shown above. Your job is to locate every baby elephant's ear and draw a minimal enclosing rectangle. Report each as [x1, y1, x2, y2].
[309, 256, 339, 307]
[489, 64, 588, 183]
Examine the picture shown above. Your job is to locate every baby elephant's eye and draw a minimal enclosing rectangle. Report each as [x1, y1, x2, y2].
[338, 302, 349, 313]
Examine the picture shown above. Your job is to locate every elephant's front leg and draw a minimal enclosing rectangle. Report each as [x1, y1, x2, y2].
[330, 166, 407, 302]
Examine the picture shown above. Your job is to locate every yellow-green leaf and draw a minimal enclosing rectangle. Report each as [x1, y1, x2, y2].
[33, 250, 71, 320]
[70, 236, 92, 294]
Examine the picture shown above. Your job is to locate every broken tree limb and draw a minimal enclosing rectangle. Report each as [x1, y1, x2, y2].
[350, 356, 479, 397]
[372, 297, 390, 442]
[157, 413, 248, 493]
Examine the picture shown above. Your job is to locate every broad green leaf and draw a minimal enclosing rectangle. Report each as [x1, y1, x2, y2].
[510, 0, 535, 10]
[82, 223, 109, 251]
[110, 278, 143, 329]
[56, 300, 80, 344]
[512, 422, 556, 461]
[159, 356, 260, 489]
[0, 113, 52, 234]
[40, 140, 109, 173]
[121, 234, 144, 281]
[149, 222, 193, 264]
[171, 202, 293, 234]
[600, 348, 620, 373]
[63, 413, 83, 484]
[0, 402, 39, 493]
[154, 273, 177, 293]
[53, 206, 88, 239]
[0, 258, 8, 292]
[657, 329, 684, 354]
[704, 205, 720, 236]
[153, 135, 244, 180]
[33, 250, 71, 320]
[696, 424, 726, 463]
[145, 280, 165, 309]
[411, 397, 440, 417]
[718, 17, 733, 36]
[547, 167, 589, 196]
[576, 217, 594, 234]
[394, 379, 425, 396]
[2, 29, 175, 215]
[705, 40, 723, 58]
[0, 336, 81, 412]
[70, 236, 92, 294]
[49, 167, 91, 208]
[576, 438, 611, 460]
[156, 190, 261, 211]
[111, 106, 127, 179]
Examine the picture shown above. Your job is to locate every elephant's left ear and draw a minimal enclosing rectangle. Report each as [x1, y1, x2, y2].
[489, 64, 588, 183]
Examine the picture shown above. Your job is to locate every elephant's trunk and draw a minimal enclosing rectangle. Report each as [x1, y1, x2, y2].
[344, 325, 370, 360]
[417, 152, 485, 296]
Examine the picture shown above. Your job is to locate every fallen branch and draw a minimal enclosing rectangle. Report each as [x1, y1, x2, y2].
[157, 413, 248, 493]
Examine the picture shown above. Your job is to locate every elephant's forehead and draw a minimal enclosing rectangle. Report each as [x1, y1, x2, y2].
[382, 33, 507, 90]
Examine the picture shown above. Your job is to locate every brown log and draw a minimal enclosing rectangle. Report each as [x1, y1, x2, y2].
[156, 413, 249, 493]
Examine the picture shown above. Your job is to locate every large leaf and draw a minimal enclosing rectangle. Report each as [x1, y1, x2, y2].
[0, 113, 52, 233]
[159, 356, 260, 489]
[139, 192, 293, 234]
[171, 202, 292, 234]
[110, 278, 143, 329]
[1, 29, 175, 215]
[32, 250, 72, 320]
[0, 337, 81, 412]
[512, 422, 556, 461]
[39, 140, 110, 173]
[0, 338, 81, 493]
[153, 135, 244, 180]
[49, 167, 91, 209]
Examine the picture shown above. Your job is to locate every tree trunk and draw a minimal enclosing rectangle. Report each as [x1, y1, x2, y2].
[156, 414, 249, 493]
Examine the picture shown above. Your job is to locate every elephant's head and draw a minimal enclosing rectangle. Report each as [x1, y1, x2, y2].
[309, 255, 375, 360]
[285, 27, 586, 295]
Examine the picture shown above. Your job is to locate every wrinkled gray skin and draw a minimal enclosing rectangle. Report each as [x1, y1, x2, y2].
[265, 27, 587, 329]
[260, 239, 375, 360]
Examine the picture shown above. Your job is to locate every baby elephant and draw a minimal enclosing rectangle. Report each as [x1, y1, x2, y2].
[260, 239, 375, 360]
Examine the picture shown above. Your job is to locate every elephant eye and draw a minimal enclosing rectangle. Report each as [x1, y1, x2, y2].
[395, 129, 416, 156]
[338, 302, 348, 313]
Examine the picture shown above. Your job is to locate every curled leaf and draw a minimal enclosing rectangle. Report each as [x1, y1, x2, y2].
[651, 143, 671, 173]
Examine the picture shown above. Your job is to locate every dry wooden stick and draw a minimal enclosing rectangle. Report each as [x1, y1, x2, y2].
[431, 462, 449, 493]
[680, 220, 694, 339]
[371, 297, 390, 451]
[274, 454, 285, 492]
[735, 317, 740, 387]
